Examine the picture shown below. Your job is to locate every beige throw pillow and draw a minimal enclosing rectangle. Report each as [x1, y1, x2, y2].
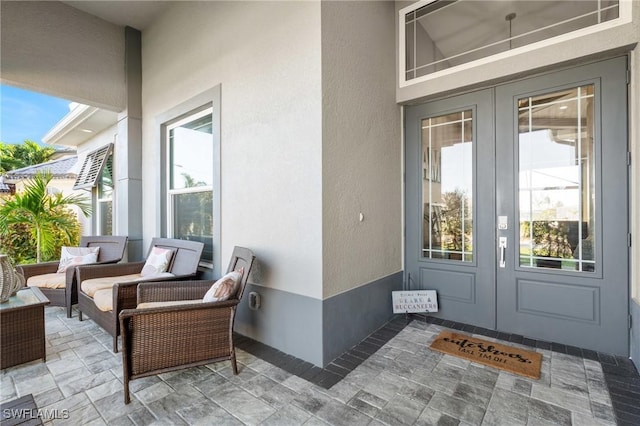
[141, 247, 174, 277]
[57, 246, 100, 273]
[203, 267, 244, 303]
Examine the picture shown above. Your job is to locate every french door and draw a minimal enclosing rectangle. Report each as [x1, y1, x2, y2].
[405, 57, 629, 355]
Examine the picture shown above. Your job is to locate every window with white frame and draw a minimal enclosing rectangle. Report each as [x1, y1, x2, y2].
[166, 107, 214, 266]
[96, 153, 113, 236]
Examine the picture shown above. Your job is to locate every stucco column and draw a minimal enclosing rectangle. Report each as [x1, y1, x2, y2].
[115, 27, 143, 260]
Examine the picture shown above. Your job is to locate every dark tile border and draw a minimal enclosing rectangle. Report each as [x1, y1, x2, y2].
[237, 314, 640, 425]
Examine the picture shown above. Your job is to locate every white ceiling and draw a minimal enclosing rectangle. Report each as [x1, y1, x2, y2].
[61, 1, 172, 30]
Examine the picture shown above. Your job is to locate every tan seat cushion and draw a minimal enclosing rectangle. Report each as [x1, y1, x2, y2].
[137, 300, 203, 309]
[81, 272, 174, 297]
[27, 273, 66, 289]
[93, 289, 113, 312]
[81, 273, 142, 297]
[96, 294, 201, 313]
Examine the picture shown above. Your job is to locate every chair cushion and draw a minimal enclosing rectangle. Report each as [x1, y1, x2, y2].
[93, 289, 113, 312]
[27, 273, 66, 289]
[141, 247, 174, 276]
[81, 272, 175, 297]
[57, 246, 100, 273]
[203, 268, 244, 303]
[137, 300, 203, 309]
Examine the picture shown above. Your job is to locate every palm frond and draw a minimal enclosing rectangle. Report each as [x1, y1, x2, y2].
[0, 171, 89, 262]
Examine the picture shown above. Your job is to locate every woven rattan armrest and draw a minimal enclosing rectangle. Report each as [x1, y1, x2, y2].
[120, 298, 239, 320]
[76, 261, 146, 283]
[111, 273, 198, 311]
[17, 262, 59, 279]
[137, 280, 213, 304]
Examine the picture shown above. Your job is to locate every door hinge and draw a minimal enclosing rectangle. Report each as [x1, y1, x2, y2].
[628, 152, 632, 166]
[630, 315, 633, 330]
[627, 69, 631, 85]
[629, 233, 632, 247]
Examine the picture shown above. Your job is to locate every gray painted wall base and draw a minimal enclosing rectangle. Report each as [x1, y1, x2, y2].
[632, 299, 640, 371]
[322, 271, 403, 365]
[235, 284, 323, 366]
[235, 271, 403, 367]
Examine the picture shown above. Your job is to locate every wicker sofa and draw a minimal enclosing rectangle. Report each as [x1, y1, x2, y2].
[119, 246, 255, 404]
[76, 238, 204, 352]
[18, 236, 128, 318]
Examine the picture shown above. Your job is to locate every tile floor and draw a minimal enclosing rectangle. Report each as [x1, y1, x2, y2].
[0, 307, 637, 425]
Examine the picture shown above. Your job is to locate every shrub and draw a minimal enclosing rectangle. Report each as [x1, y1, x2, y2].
[0, 207, 81, 264]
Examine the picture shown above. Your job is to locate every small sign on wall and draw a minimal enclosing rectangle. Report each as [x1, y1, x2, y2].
[392, 290, 438, 314]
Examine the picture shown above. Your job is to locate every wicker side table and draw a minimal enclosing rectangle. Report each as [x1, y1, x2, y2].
[1, 287, 50, 369]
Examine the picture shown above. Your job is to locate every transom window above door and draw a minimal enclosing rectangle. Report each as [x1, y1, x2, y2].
[400, 0, 625, 86]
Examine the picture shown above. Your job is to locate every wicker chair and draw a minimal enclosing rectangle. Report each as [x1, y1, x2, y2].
[119, 246, 255, 404]
[76, 238, 204, 352]
[17, 236, 128, 318]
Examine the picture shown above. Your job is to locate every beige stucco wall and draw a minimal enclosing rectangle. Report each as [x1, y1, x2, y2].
[321, 1, 402, 299]
[141, 1, 323, 298]
[0, 1, 125, 110]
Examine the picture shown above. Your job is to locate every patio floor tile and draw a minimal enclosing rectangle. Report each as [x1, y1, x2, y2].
[1, 307, 638, 425]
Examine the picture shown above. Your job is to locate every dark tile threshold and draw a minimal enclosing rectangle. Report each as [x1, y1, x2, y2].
[236, 314, 640, 425]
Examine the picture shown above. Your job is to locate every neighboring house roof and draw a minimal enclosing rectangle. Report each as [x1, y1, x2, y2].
[3, 156, 78, 180]
[50, 148, 77, 160]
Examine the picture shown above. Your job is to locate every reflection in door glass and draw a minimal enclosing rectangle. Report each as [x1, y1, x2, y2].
[421, 110, 473, 261]
[518, 85, 595, 271]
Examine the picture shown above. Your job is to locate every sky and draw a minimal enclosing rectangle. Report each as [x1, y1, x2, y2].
[0, 84, 72, 145]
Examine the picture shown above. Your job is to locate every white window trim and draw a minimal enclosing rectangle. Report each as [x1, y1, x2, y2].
[165, 106, 214, 243]
[96, 186, 113, 235]
[96, 197, 113, 235]
[399, 0, 633, 88]
[157, 85, 221, 278]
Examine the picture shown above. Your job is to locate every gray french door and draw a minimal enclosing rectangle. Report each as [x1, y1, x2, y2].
[405, 57, 629, 355]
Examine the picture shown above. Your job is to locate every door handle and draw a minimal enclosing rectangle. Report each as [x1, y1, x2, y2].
[499, 237, 507, 268]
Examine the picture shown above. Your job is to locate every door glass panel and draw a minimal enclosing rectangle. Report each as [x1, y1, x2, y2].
[518, 85, 595, 271]
[422, 110, 473, 261]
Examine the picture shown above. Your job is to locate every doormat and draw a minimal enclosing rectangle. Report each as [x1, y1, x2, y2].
[429, 331, 542, 379]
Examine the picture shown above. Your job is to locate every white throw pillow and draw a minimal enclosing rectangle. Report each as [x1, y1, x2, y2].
[57, 246, 100, 273]
[203, 268, 244, 303]
[140, 247, 175, 277]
